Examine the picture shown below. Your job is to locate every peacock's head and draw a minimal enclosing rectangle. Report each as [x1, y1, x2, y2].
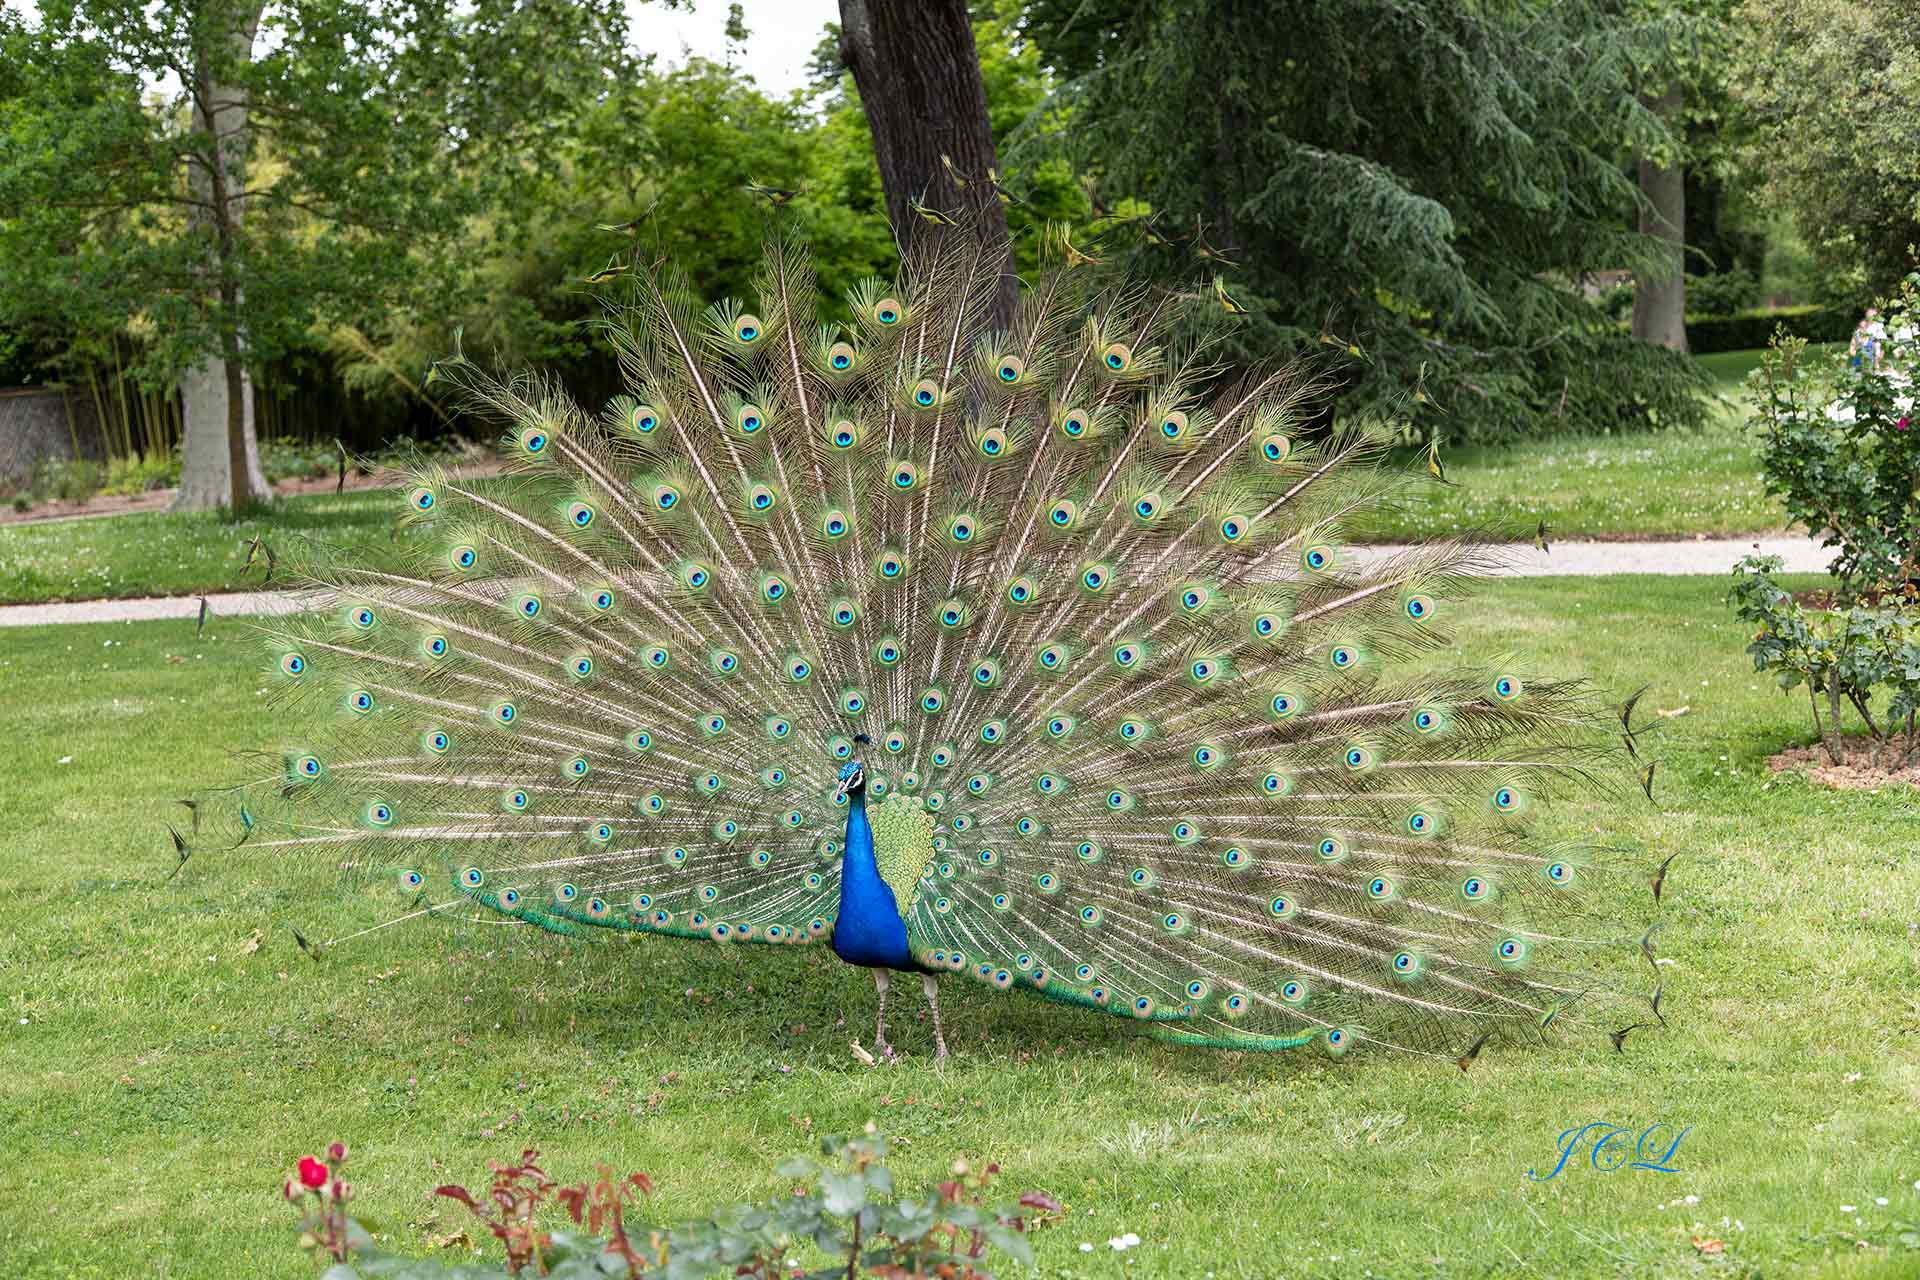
[834, 759, 866, 802]
[835, 733, 872, 802]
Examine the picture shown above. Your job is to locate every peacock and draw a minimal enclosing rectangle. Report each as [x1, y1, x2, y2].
[214, 218, 1659, 1062]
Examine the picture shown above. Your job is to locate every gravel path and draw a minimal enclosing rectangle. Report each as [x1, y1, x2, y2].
[0, 589, 324, 628]
[1396, 533, 1830, 578]
[0, 535, 1831, 629]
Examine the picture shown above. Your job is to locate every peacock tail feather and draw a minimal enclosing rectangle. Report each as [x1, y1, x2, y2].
[214, 221, 1653, 1061]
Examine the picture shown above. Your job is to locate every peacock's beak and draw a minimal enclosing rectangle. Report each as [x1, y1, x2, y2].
[834, 776, 850, 803]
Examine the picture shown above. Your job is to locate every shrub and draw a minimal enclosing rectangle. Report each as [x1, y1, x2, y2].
[284, 1130, 1059, 1279]
[1750, 277, 1920, 599]
[1595, 280, 1634, 324]
[1685, 304, 1855, 355]
[261, 439, 341, 485]
[258, 434, 481, 489]
[1729, 555, 1920, 767]
[31, 458, 102, 504]
[1734, 284, 1920, 767]
[1685, 269, 1760, 317]
[99, 449, 180, 497]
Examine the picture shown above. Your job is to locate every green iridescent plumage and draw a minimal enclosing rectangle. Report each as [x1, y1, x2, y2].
[206, 221, 1657, 1063]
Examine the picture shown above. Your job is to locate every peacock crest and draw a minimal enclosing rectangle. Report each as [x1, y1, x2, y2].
[221, 220, 1654, 1062]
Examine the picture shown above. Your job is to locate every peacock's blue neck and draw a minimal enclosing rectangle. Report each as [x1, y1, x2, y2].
[831, 789, 912, 969]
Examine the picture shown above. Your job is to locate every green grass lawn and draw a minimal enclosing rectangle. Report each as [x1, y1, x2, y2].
[0, 488, 428, 606]
[1348, 404, 1783, 543]
[3, 574, 1916, 1278]
[1345, 345, 1841, 544]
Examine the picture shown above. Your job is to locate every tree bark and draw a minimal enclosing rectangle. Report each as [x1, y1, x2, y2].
[172, 0, 270, 512]
[176, 359, 267, 510]
[838, 0, 1015, 327]
[1631, 87, 1688, 353]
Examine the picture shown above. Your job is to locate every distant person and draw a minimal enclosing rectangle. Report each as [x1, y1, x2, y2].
[1851, 307, 1887, 368]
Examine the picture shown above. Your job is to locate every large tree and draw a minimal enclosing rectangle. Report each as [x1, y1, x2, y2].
[1735, 0, 1920, 304]
[1015, 0, 1709, 441]
[0, 0, 637, 510]
[837, 0, 1016, 323]
[1633, 86, 1688, 351]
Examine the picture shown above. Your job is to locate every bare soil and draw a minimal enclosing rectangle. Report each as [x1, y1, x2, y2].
[1766, 734, 1920, 790]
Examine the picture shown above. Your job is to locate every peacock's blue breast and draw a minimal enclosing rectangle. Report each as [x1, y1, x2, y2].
[831, 790, 918, 971]
[829, 900, 913, 969]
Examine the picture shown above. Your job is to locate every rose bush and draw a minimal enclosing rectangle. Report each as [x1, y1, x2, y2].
[282, 1130, 1060, 1280]
[1731, 279, 1920, 768]
[1751, 275, 1920, 600]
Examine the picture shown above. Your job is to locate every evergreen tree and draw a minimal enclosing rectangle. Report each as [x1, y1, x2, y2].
[1015, 0, 1709, 441]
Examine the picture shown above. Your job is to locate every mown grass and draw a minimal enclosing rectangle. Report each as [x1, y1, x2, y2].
[3, 574, 1916, 1278]
[1345, 346, 1838, 544]
[0, 488, 427, 606]
[1347, 406, 1781, 543]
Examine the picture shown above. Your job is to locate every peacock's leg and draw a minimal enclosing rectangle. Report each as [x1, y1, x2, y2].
[920, 972, 949, 1059]
[871, 968, 893, 1057]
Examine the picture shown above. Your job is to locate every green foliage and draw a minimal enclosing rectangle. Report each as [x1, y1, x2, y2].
[338, 57, 898, 416]
[7, 450, 177, 505]
[1728, 554, 1920, 765]
[1750, 283, 1920, 597]
[1734, 0, 1920, 304]
[1014, 0, 1713, 442]
[1684, 270, 1761, 317]
[0, 0, 636, 394]
[348, 5, 1084, 420]
[1735, 291, 1920, 765]
[1594, 281, 1635, 326]
[99, 449, 179, 496]
[285, 1133, 1050, 1279]
[30, 457, 103, 504]
[1684, 304, 1855, 355]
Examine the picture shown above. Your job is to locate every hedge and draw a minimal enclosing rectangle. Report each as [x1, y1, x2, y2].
[1683, 304, 1855, 354]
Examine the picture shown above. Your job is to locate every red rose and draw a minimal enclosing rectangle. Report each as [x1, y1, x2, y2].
[298, 1155, 329, 1189]
[327, 1141, 348, 1163]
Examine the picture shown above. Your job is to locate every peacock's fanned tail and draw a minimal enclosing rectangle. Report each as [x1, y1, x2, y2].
[219, 222, 1650, 1060]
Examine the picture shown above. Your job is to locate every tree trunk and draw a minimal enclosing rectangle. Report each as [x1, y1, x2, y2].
[838, 0, 1015, 327]
[176, 359, 267, 509]
[1631, 87, 1688, 353]
[172, 0, 270, 512]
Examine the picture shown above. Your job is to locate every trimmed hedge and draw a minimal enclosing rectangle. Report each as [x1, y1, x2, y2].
[1684, 304, 1855, 354]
